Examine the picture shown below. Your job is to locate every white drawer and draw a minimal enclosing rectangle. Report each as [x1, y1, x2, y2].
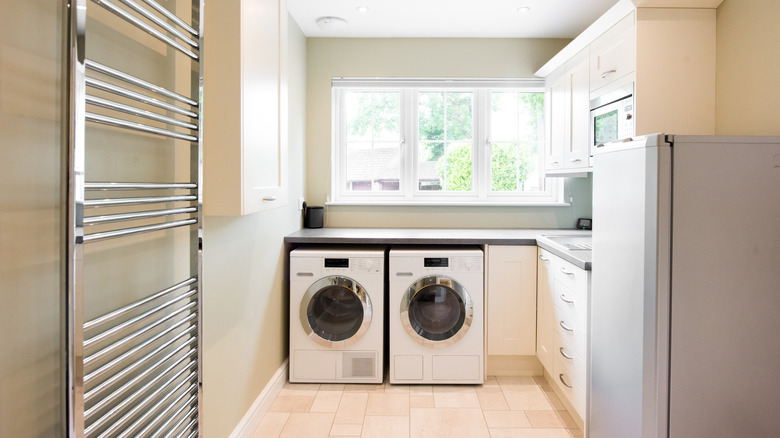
[553, 257, 589, 300]
[554, 332, 586, 385]
[553, 307, 586, 357]
[553, 282, 587, 328]
[553, 355, 586, 418]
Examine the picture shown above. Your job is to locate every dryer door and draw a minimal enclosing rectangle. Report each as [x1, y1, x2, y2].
[401, 275, 473, 348]
[301, 276, 372, 348]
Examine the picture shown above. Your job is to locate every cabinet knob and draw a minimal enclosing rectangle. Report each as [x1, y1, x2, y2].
[601, 69, 617, 79]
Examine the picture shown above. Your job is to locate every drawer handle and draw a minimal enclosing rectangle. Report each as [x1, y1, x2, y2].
[601, 69, 617, 79]
[559, 374, 573, 388]
[262, 196, 277, 201]
[559, 347, 573, 360]
[539, 255, 549, 262]
[296, 272, 314, 277]
[559, 294, 574, 304]
[396, 272, 413, 277]
[561, 267, 575, 277]
[559, 320, 574, 332]
[570, 158, 582, 163]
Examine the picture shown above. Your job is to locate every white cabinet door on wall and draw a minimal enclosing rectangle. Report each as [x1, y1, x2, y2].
[204, 0, 288, 215]
[486, 245, 537, 356]
[590, 11, 635, 93]
[545, 69, 566, 172]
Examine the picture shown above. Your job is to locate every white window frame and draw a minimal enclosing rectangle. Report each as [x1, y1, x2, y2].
[331, 78, 564, 206]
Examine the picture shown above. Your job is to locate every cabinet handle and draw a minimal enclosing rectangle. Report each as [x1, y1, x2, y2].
[559, 320, 574, 332]
[559, 374, 573, 388]
[539, 255, 549, 262]
[262, 196, 277, 201]
[396, 272, 413, 277]
[600, 69, 617, 79]
[596, 143, 606, 148]
[559, 294, 574, 304]
[559, 347, 573, 360]
[551, 161, 559, 165]
[561, 267, 575, 277]
[570, 158, 582, 163]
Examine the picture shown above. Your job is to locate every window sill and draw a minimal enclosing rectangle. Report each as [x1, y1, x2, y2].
[325, 200, 572, 207]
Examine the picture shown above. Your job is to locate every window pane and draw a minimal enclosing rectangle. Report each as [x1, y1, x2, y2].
[418, 91, 474, 192]
[344, 90, 401, 192]
[490, 91, 545, 192]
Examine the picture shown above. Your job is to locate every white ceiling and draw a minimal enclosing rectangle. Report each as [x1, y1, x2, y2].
[288, 0, 621, 38]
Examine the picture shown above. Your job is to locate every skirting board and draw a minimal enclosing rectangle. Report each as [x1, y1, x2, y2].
[229, 358, 289, 438]
[487, 355, 544, 376]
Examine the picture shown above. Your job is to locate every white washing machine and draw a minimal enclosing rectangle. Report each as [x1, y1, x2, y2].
[289, 248, 384, 383]
[389, 248, 484, 384]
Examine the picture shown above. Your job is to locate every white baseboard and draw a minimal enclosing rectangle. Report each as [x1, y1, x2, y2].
[230, 358, 289, 438]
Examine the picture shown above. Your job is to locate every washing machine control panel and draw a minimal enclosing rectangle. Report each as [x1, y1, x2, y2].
[420, 256, 483, 273]
[322, 257, 383, 274]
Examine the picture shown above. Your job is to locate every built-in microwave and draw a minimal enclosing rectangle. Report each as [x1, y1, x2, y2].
[590, 83, 634, 149]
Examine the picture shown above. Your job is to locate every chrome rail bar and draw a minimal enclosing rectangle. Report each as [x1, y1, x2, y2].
[133, 387, 197, 437]
[116, 0, 198, 48]
[168, 416, 198, 438]
[84, 195, 196, 207]
[114, 380, 198, 438]
[84, 348, 195, 418]
[84, 362, 195, 433]
[86, 95, 198, 130]
[151, 402, 197, 438]
[85, 60, 197, 107]
[85, 77, 197, 118]
[91, 0, 199, 59]
[85, 112, 198, 142]
[142, 0, 198, 36]
[85, 373, 196, 437]
[85, 182, 197, 190]
[183, 425, 198, 438]
[84, 218, 197, 242]
[83, 302, 196, 366]
[84, 278, 196, 330]
[84, 207, 197, 225]
[83, 289, 196, 349]
[84, 335, 195, 403]
[84, 318, 195, 384]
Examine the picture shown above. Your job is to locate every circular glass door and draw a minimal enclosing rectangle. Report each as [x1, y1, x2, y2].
[300, 276, 372, 348]
[400, 275, 473, 348]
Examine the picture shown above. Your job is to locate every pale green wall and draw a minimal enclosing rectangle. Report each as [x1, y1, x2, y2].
[715, 0, 780, 135]
[201, 15, 307, 437]
[0, 2, 63, 435]
[305, 37, 594, 229]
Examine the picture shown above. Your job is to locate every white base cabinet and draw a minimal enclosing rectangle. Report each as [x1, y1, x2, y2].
[486, 245, 538, 356]
[536, 247, 591, 419]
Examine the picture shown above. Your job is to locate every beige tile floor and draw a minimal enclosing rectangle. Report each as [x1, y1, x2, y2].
[253, 376, 583, 438]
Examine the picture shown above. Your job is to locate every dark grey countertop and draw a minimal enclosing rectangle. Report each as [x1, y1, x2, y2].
[284, 228, 592, 270]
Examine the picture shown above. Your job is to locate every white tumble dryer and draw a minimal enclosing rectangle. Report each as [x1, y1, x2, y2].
[289, 248, 384, 383]
[389, 248, 484, 384]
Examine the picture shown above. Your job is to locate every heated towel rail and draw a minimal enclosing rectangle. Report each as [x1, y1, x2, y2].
[64, 0, 203, 436]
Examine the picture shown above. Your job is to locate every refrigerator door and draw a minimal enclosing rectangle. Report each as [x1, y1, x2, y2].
[590, 134, 671, 438]
[668, 136, 780, 438]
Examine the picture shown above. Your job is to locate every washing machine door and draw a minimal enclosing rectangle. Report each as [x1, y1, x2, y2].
[300, 276, 372, 349]
[401, 275, 473, 348]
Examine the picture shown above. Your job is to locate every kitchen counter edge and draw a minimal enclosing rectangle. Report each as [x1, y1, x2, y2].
[284, 228, 591, 270]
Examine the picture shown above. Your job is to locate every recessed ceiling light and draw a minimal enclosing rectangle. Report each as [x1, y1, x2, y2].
[316, 16, 348, 30]
[517, 6, 531, 14]
[356, 6, 369, 13]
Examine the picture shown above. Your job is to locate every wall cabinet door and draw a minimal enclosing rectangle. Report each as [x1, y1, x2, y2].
[204, 0, 288, 215]
[545, 69, 566, 172]
[486, 245, 538, 356]
[536, 247, 555, 373]
[590, 11, 635, 93]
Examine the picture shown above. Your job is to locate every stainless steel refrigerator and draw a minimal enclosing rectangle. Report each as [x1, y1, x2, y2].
[590, 134, 780, 438]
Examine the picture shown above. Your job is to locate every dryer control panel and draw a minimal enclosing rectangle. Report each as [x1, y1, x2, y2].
[323, 257, 383, 274]
[421, 256, 483, 273]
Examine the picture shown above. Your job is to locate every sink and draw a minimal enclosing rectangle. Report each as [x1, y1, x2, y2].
[543, 235, 592, 251]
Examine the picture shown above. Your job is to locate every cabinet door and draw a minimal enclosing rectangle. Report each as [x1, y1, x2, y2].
[536, 247, 555, 373]
[204, 0, 288, 215]
[590, 11, 635, 93]
[567, 56, 591, 168]
[545, 69, 566, 172]
[486, 245, 538, 356]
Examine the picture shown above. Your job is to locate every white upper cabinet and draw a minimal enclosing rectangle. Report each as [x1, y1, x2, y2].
[204, 0, 288, 215]
[544, 48, 591, 176]
[589, 12, 636, 93]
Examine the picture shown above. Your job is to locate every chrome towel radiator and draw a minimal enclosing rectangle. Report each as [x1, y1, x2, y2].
[64, 0, 203, 436]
